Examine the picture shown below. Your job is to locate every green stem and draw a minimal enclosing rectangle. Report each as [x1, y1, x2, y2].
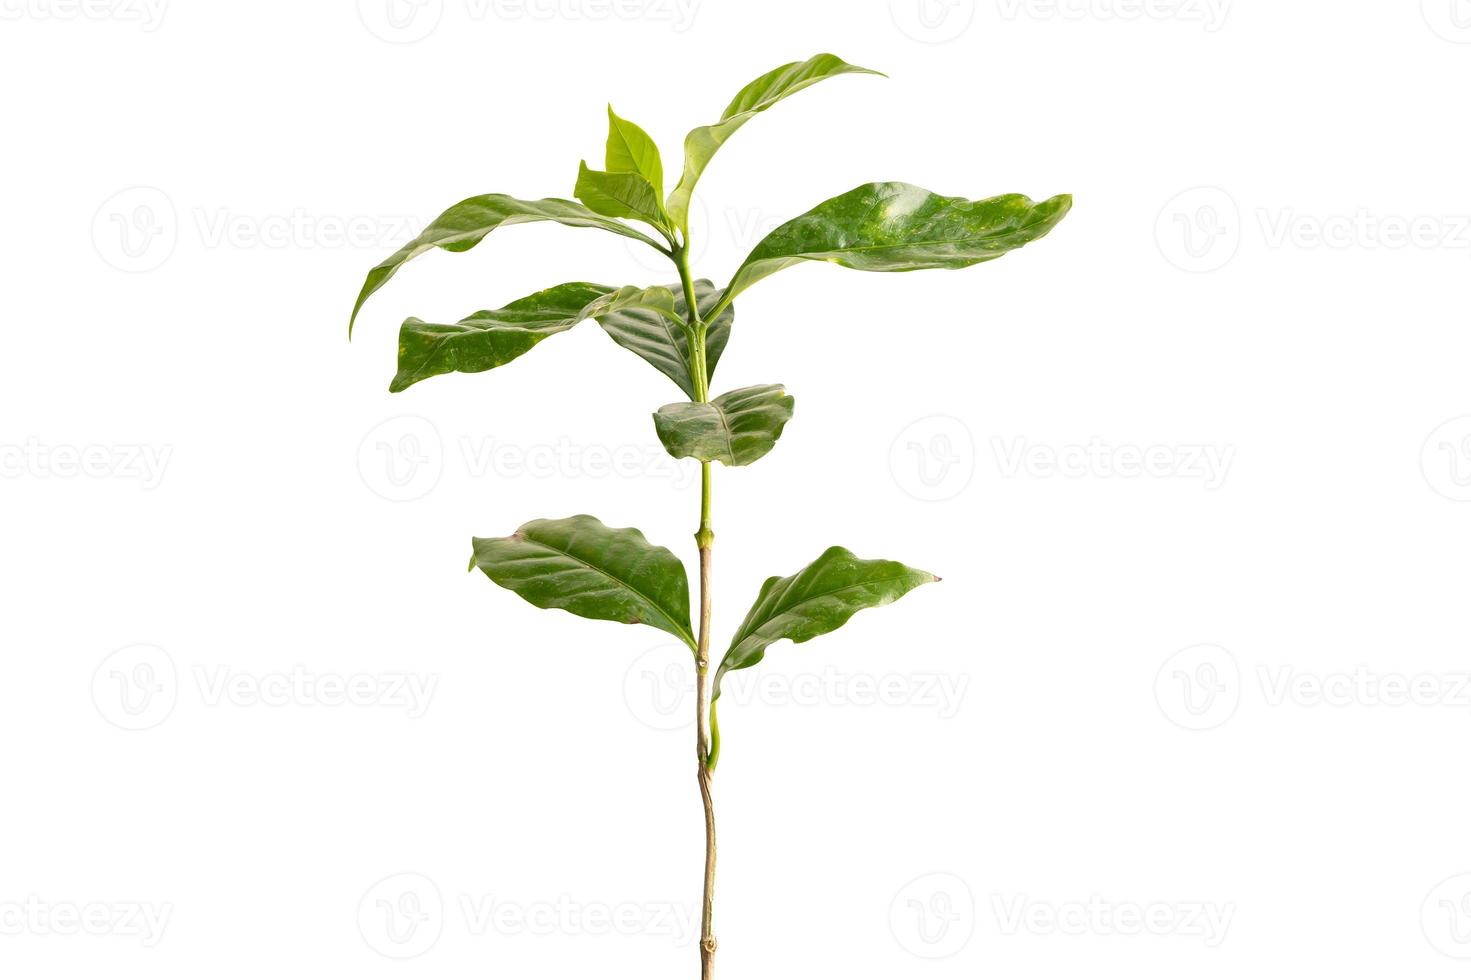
[674, 242, 718, 980]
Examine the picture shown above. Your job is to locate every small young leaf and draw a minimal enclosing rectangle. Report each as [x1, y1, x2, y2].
[605, 106, 664, 196]
[349, 194, 664, 335]
[596, 279, 733, 398]
[717, 183, 1072, 308]
[574, 162, 671, 234]
[472, 515, 695, 650]
[714, 547, 937, 699]
[653, 384, 794, 466]
[666, 53, 882, 232]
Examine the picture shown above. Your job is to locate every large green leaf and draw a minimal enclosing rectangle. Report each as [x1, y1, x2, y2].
[717, 183, 1073, 307]
[349, 194, 664, 335]
[714, 547, 937, 699]
[666, 53, 882, 232]
[604, 105, 664, 196]
[391, 283, 679, 393]
[653, 384, 794, 466]
[574, 162, 670, 234]
[471, 515, 694, 650]
[596, 279, 733, 398]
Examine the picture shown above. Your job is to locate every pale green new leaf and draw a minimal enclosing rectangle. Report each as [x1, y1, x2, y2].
[653, 384, 794, 466]
[575, 162, 671, 234]
[349, 194, 664, 335]
[471, 514, 694, 650]
[714, 547, 937, 699]
[666, 53, 882, 232]
[391, 283, 679, 392]
[597, 279, 734, 398]
[605, 105, 664, 195]
[717, 182, 1073, 308]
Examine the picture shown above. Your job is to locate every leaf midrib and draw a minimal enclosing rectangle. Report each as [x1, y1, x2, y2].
[518, 532, 695, 651]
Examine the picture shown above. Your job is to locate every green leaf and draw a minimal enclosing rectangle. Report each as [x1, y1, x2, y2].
[717, 183, 1073, 307]
[653, 384, 794, 466]
[471, 514, 695, 650]
[596, 279, 733, 398]
[604, 105, 664, 196]
[574, 162, 671, 234]
[714, 546, 937, 699]
[391, 283, 679, 393]
[349, 194, 664, 335]
[666, 53, 882, 232]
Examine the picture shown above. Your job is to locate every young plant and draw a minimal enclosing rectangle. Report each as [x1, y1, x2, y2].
[348, 53, 1069, 978]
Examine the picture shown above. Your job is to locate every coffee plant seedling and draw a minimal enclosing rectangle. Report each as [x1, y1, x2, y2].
[349, 53, 1070, 978]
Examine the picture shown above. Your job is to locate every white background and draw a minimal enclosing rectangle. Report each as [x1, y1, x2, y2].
[3, 1, 1471, 977]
